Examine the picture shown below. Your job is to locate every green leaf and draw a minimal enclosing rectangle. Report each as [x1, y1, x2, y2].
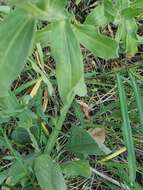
[116, 18, 138, 57]
[9, 0, 29, 5]
[125, 19, 138, 57]
[0, 92, 25, 122]
[11, 127, 31, 145]
[116, 73, 136, 186]
[117, 0, 129, 8]
[103, 0, 116, 22]
[131, 0, 143, 8]
[8, 162, 27, 185]
[35, 154, 67, 190]
[74, 24, 118, 59]
[37, 0, 68, 11]
[0, 170, 8, 185]
[61, 160, 91, 178]
[50, 20, 86, 102]
[36, 0, 68, 21]
[35, 26, 51, 48]
[85, 4, 108, 27]
[29, 58, 53, 96]
[129, 72, 143, 128]
[66, 126, 105, 156]
[0, 8, 35, 97]
[121, 7, 143, 19]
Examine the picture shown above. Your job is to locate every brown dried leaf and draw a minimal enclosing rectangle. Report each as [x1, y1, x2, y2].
[89, 128, 106, 144]
[77, 100, 92, 120]
[30, 79, 42, 98]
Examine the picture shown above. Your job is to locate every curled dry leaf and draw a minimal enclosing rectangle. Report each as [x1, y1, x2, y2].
[77, 100, 92, 120]
[30, 78, 42, 98]
[89, 128, 111, 154]
[88, 128, 106, 144]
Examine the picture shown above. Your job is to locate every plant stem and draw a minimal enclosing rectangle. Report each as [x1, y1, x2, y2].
[45, 94, 75, 154]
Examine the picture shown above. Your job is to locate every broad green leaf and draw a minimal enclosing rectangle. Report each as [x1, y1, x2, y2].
[74, 24, 118, 59]
[66, 126, 105, 155]
[10, 1, 67, 22]
[116, 18, 138, 57]
[37, 0, 68, 11]
[118, 0, 129, 9]
[8, 162, 27, 185]
[125, 19, 138, 57]
[0, 92, 19, 111]
[0, 137, 8, 149]
[0, 170, 8, 185]
[36, 0, 68, 21]
[0, 8, 35, 97]
[115, 18, 126, 42]
[121, 7, 143, 19]
[115, 0, 138, 57]
[35, 154, 67, 190]
[9, 0, 29, 5]
[11, 127, 31, 144]
[6, 157, 34, 186]
[131, 0, 143, 8]
[103, 0, 116, 22]
[85, 4, 108, 27]
[50, 20, 86, 102]
[0, 92, 25, 122]
[116, 73, 136, 186]
[61, 160, 91, 177]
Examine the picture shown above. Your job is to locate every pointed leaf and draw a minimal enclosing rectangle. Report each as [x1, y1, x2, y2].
[50, 20, 86, 102]
[61, 160, 91, 178]
[35, 154, 67, 190]
[85, 4, 108, 27]
[74, 24, 118, 59]
[125, 19, 138, 57]
[129, 72, 143, 128]
[116, 73, 136, 185]
[66, 126, 105, 155]
[0, 8, 35, 97]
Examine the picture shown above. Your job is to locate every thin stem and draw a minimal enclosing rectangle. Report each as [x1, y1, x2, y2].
[45, 94, 75, 154]
[91, 168, 130, 190]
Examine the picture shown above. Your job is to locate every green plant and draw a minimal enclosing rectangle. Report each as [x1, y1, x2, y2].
[0, 0, 143, 189]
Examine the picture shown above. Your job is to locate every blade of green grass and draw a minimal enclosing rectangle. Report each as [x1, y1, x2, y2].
[116, 73, 136, 186]
[129, 71, 143, 128]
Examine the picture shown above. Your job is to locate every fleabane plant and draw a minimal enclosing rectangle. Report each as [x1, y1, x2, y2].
[1, 0, 143, 189]
[0, 1, 119, 189]
[0, 0, 119, 112]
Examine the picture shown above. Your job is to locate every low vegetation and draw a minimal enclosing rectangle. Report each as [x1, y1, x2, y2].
[0, 0, 143, 189]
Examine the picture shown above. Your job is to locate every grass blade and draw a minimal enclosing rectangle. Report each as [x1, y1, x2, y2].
[116, 73, 136, 186]
[129, 71, 143, 128]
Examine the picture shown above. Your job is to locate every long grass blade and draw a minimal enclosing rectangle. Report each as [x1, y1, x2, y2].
[129, 71, 143, 128]
[116, 73, 136, 186]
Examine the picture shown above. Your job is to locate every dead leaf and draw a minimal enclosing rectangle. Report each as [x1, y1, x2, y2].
[77, 100, 92, 120]
[89, 128, 105, 144]
[89, 128, 111, 154]
[30, 79, 42, 98]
